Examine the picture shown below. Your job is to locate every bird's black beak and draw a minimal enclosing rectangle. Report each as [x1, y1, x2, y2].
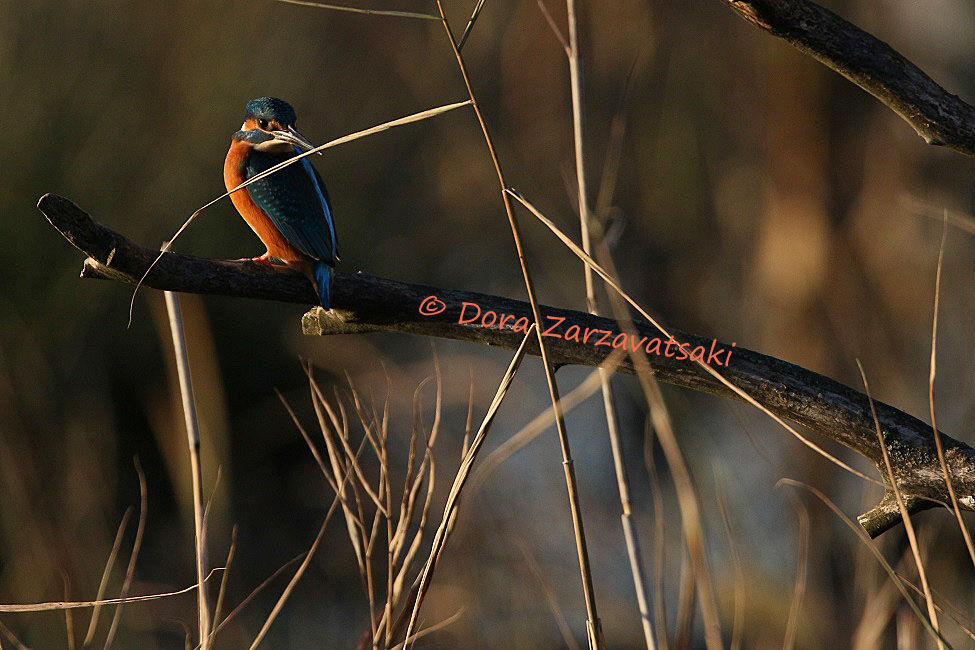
[270, 125, 315, 152]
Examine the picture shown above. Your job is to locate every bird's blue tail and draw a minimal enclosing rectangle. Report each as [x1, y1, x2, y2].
[313, 261, 333, 309]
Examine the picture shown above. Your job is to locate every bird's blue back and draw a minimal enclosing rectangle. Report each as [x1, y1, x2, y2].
[244, 149, 338, 265]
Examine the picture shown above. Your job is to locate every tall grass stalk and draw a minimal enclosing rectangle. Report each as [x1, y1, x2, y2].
[163, 291, 210, 649]
[927, 214, 975, 569]
[104, 459, 148, 649]
[855, 362, 941, 647]
[505, 187, 879, 486]
[432, 4, 603, 645]
[563, 1, 655, 646]
[778, 479, 949, 648]
[404, 327, 535, 646]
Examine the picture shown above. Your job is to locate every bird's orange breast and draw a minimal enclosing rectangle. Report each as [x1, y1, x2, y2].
[223, 140, 305, 262]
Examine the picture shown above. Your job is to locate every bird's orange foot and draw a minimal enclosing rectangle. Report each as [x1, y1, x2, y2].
[245, 253, 274, 265]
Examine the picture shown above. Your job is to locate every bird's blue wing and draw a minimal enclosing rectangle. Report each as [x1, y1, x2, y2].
[244, 149, 338, 264]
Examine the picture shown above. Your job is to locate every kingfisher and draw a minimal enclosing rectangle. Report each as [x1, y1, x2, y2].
[224, 97, 338, 309]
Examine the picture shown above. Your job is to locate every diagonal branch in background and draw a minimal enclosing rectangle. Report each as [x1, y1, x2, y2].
[721, 0, 975, 156]
[39, 193, 975, 536]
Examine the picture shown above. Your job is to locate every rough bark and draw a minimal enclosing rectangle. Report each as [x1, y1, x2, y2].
[721, 0, 975, 155]
[38, 193, 975, 536]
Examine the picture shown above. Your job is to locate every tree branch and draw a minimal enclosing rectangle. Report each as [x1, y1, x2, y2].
[721, 0, 975, 156]
[38, 193, 975, 536]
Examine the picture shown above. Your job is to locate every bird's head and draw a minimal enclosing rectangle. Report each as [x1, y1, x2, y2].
[233, 97, 315, 153]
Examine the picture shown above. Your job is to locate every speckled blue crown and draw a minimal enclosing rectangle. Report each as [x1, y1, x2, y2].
[244, 97, 297, 125]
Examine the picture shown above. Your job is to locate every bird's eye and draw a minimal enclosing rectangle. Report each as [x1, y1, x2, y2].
[258, 119, 269, 129]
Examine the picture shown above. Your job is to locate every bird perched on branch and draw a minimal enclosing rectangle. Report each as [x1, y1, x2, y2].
[224, 97, 338, 308]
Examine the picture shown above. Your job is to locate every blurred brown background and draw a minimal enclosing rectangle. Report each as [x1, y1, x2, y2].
[2, 0, 974, 647]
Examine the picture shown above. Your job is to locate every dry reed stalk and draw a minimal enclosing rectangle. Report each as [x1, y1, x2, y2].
[902, 196, 975, 236]
[276, 0, 439, 20]
[83, 506, 132, 646]
[163, 291, 210, 649]
[856, 361, 941, 646]
[104, 459, 148, 649]
[562, 1, 655, 646]
[714, 466, 745, 650]
[0, 619, 28, 650]
[852, 576, 899, 650]
[643, 425, 669, 650]
[0, 572, 225, 615]
[517, 538, 582, 650]
[537, 0, 570, 54]
[673, 547, 696, 650]
[778, 479, 948, 647]
[897, 574, 975, 641]
[782, 491, 809, 650]
[507, 187, 878, 487]
[457, 0, 486, 50]
[404, 327, 535, 647]
[208, 556, 304, 642]
[431, 3, 604, 645]
[927, 215, 975, 569]
[247, 502, 337, 649]
[437, 5, 604, 648]
[582, 233, 721, 648]
[64, 575, 76, 650]
[387, 609, 464, 650]
[468, 348, 626, 493]
[207, 526, 237, 646]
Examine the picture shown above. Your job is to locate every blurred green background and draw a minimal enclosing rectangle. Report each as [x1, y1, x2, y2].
[2, 0, 975, 647]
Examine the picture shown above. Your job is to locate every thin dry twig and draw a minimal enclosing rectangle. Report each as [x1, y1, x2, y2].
[468, 348, 626, 495]
[83, 506, 133, 646]
[571, 207, 722, 648]
[562, 0, 654, 645]
[517, 538, 581, 650]
[0, 620, 28, 650]
[927, 214, 975, 569]
[644, 425, 669, 650]
[388, 609, 465, 650]
[276, 0, 439, 20]
[856, 360, 941, 644]
[0, 569, 225, 613]
[536, 0, 570, 55]
[207, 527, 237, 646]
[457, 0, 487, 50]
[507, 187, 878, 487]
[673, 546, 696, 650]
[714, 466, 745, 650]
[897, 573, 975, 642]
[902, 196, 975, 236]
[782, 491, 809, 650]
[64, 574, 76, 650]
[432, 3, 604, 645]
[208, 556, 304, 642]
[103, 458, 149, 649]
[777, 479, 948, 648]
[248, 498, 340, 649]
[632, 357, 722, 650]
[404, 327, 535, 647]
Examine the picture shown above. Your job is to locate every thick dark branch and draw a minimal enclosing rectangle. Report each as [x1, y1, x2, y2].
[39, 193, 975, 536]
[721, 0, 975, 155]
